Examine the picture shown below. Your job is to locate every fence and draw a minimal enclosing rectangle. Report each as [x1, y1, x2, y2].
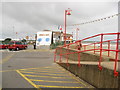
[54, 32, 120, 77]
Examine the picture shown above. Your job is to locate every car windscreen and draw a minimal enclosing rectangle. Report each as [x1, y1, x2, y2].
[9, 42, 14, 45]
[15, 42, 22, 45]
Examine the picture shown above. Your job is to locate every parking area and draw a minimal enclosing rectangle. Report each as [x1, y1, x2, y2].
[0, 46, 94, 88]
[16, 66, 91, 88]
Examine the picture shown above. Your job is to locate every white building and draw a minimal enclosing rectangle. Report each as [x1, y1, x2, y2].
[36, 30, 52, 46]
[36, 30, 73, 46]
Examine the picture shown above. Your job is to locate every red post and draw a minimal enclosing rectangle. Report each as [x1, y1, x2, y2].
[108, 41, 110, 57]
[59, 47, 62, 63]
[84, 45, 86, 51]
[94, 43, 96, 54]
[98, 34, 103, 70]
[66, 45, 69, 66]
[114, 33, 119, 76]
[64, 10, 67, 46]
[64, 8, 72, 46]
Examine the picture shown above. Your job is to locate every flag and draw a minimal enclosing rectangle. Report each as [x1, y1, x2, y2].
[58, 25, 62, 30]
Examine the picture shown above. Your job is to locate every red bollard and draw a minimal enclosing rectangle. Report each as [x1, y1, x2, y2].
[108, 41, 110, 57]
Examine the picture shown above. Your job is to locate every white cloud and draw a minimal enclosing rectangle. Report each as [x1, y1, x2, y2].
[1, 0, 120, 2]
[1, 2, 118, 39]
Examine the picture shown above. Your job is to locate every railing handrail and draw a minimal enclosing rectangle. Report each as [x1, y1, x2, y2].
[62, 32, 120, 47]
[83, 39, 120, 47]
[54, 32, 120, 77]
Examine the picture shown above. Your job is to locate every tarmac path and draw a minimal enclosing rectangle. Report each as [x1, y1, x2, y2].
[0, 47, 94, 89]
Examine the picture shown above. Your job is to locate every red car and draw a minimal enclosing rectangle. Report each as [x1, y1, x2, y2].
[0, 42, 9, 49]
[8, 41, 27, 51]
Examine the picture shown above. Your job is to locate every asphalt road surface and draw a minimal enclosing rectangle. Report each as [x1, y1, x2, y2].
[0, 46, 94, 89]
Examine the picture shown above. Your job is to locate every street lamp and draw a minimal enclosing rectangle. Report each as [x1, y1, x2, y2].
[64, 8, 72, 45]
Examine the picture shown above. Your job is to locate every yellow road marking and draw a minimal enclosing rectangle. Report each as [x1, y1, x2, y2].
[16, 70, 41, 89]
[20, 71, 69, 76]
[20, 68, 63, 71]
[30, 79, 79, 83]
[17, 66, 54, 71]
[24, 74, 73, 79]
[0, 54, 15, 64]
[0, 66, 53, 72]
[14, 66, 58, 71]
[57, 65, 87, 87]
[20, 69, 66, 73]
[20, 70, 66, 73]
[37, 85, 82, 88]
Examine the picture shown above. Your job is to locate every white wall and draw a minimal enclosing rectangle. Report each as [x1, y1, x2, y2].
[36, 31, 52, 46]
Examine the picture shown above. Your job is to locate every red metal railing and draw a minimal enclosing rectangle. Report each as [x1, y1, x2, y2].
[54, 32, 120, 77]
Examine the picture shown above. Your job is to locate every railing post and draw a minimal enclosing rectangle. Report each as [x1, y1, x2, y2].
[84, 45, 86, 51]
[94, 43, 96, 54]
[98, 34, 103, 70]
[59, 47, 62, 63]
[108, 41, 110, 57]
[114, 33, 119, 77]
[66, 45, 69, 66]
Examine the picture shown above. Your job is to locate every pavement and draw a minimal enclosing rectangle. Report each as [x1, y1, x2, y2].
[0, 45, 94, 89]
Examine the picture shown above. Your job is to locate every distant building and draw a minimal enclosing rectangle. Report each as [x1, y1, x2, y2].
[36, 30, 52, 46]
[36, 30, 73, 46]
[53, 31, 73, 43]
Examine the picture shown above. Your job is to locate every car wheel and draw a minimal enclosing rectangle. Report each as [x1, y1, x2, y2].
[24, 47, 27, 49]
[9, 49, 12, 51]
[16, 47, 19, 51]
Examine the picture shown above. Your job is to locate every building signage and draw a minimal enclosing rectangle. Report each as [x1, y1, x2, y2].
[36, 31, 52, 46]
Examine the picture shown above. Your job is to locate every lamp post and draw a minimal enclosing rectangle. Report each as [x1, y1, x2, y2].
[64, 8, 72, 46]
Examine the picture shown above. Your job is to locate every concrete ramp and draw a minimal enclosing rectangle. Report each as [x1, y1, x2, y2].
[57, 61, 119, 88]
[55, 47, 119, 88]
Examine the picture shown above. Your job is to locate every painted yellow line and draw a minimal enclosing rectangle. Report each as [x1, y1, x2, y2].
[18, 66, 60, 71]
[20, 69, 66, 73]
[57, 66, 87, 87]
[19, 66, 56, 70]
[16, 70, 41, 89]
[20, 70, 66, 74]
[20, 68, 62, 71]
[24, 74, 73, 79]
[20, 71, 69, 76]
[0, 54, 15, 64]
[37, 85, 82, 88]
[17, 67, 52, 71]
[20, 70, 66, 73]
[30, 79, 79, 83]
[0, 66, 53, 72]
[68, 73, 87, 87]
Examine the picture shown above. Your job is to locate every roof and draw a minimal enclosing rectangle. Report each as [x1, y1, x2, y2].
[43, 30, 51, 31]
